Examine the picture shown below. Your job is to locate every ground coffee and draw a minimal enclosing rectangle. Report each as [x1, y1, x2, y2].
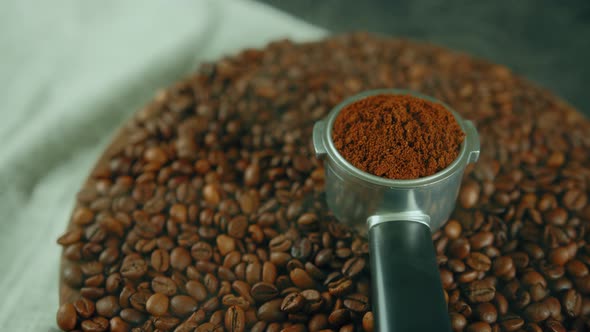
[332, 94, 465, 179]
[56, 33, 590, 332]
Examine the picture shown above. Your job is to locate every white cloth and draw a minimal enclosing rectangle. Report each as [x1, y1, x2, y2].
[0, 1, 324, 329]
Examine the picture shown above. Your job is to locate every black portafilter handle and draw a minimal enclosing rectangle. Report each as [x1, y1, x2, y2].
[369, 220, 452, 332]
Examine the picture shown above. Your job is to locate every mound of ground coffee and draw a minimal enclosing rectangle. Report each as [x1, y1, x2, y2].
[332, 94, 465, 179]
[57, 33, 590, 332]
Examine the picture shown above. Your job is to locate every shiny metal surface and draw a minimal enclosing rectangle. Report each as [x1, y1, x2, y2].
[313, 89, 480, 232]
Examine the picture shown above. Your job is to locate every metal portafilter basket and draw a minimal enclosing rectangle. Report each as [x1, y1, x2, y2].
[313, 89, 480, 331]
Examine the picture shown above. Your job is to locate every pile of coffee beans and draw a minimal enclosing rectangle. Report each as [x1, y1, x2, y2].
[57, 33, 590, 331]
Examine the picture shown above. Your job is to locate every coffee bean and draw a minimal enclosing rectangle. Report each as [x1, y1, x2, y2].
[342, 257, 366, 278]
[186, 280, 208, 302]
[566, 260, 588, 277]
[459, 180, 480, 209]
[467, 252, 492, 272]
[120, 254, 147, 279]
[120, 308, 146, 325]
[440, 269, 454, 289]
[146, 293, 169, 316]
[464, 279, 495, 303]
[95, 295, 120, 318]
[171, 295, 198, 317]
[150, 249, 170, 272]
[109, 316, 130, 332]
[291, 238, 312, 260]
[470, 232, 494, 250]
[153, 316, 180, 330]
[309, 313, 330, 332]
[129, 289, 151, 311]
[81, 316, 109, 332]
[226, 280, 249, 303]
[217, 234, 236, 256]
[57, 303, 77, 331]
[549, 246, 571, 266]
[475, 302, 497, 324]
[63, 264, 84, 288]
[252, 282, 279, 302]
[500, 315, 524, 331]
[524, 302, 551, 322]
[224, 305, 246, 332]
[562, 189, 587, 211]
[290, 268, 315, 289]
[228, 216, 248, 239]
[281, 292, 306, 313]
[449, 238, 471, 259]
[58, 229, 83, 246]
[562, 289, 582, 318]
[74, 297, 95, 319]
[222, 294, 250, 310]
[262, 262, 278, 284]
[258, 298, 286, 322]
[328, 308, 351, 326]
[466, 321, 491, 332]
[343, 293, 369, 313]
[492, 256, 514, 278]
[450, 312, 467, 331]
[545, 319, 566, 332]
[150, 276, 176, 297]
[492, 293, 507, 316]
[246, 261, 262, 285]
[541, 299, 560, 322]
[361, 312, 374, 332]
[327, 276, 353, 296]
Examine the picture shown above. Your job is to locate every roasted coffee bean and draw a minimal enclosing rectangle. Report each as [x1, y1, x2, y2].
[153, 316, 180, 330]
[290, 268, 315, 289]
[74, 297, 96, 319]
[151, 249, 170, 272]
[120, 254, 147, 279]
[95, 295, 120, 318]
[343, 293, 369, 313]
[129, 289, 151, 311]
[524, 302, 551, 322]
[146, 293, 169, 316]
[151, 275, 177, 296]
[171, 295, 198, 317]
[281, 292, 306, 313]
[500, 315, 525, 331]
[258, 298, 286, 322]
[225, 305, 246, 332]
[342, 257, 366, 278]
[81, 316, 109, 332]
[466, 321, 491, 332]
[328, 308, 351, 326]
[562, 289, 582, 318]
[450, 312, 467, 331]
[186, 280, 208, 302]
[120, 308, 146, 325]
[63, 264, 84, 288]
[449, 238, 471, 259]
[249, 281, 277, 302]
[467, 252, 492, 272]
[463, 279, 496, 303]
[475, 302, 497, 324]
[57, 303, 77, 331]
[109, 316, 130, 332]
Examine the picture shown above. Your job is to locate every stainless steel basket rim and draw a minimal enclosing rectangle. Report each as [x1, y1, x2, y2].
[319, 88, 476, 188]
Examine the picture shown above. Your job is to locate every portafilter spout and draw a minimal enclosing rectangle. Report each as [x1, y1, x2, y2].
[313, 89, 480, 331]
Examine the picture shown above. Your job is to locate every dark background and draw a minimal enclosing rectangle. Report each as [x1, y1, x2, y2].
[258, 0, 590, 117]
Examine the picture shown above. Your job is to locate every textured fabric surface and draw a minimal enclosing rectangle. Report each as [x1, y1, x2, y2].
[0, 1, 324, 329]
